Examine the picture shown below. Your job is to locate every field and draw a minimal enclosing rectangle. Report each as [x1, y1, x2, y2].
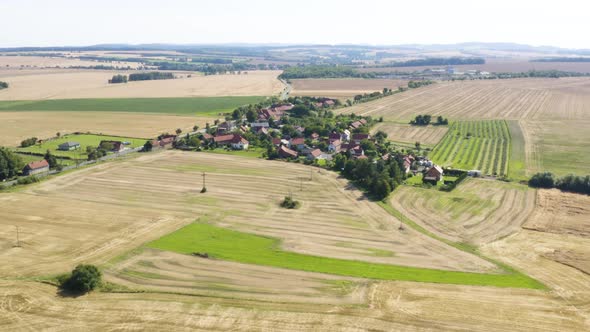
[0, 69, 283, 100]
[0, 55, 142, 69]
[290, 78, 407, 99]
[522, 119, 590, 176]
[371, 122, 448, 146]
[16, 134, 148, 158]
[339, 78, 590, 121]
[430, 120, 510, 175]
[2, 152, 590, 330]
[390, 179, 536, 244]
[0, 111, 212, 147]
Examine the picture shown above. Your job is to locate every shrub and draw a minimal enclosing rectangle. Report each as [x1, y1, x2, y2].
[61, 264, 102, 293]
[280, 196, 300, 209]
[528, 172, 555, 188]
[16, 176, 40, 185]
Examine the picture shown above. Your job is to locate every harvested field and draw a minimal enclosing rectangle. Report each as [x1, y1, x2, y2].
[521, 119, 590, 176]
[370, 122, 448, 146]
[290, 78, 407, 99]
[339, 78, 590, 121]
[0, 69, 283, 100]
[390, 179, 536, 244]
[0, 55, 141, 69]
[357, 58, 590, 73]
[430, 120, 510, 175]
[523, 189, 590, 237]
[0, 111, 213, 147]
[0, 151, 496, 278]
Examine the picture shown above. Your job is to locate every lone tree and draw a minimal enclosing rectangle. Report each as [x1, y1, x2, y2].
[143, 140, 153, 152]
[61, 264, 102, 293]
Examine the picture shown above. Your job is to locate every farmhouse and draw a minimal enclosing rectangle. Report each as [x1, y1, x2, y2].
[58, 142, 80, 151]
[22, 159, 49, 176]
[230, 135, 249, 150]
[216, 121, 236, 135]
[307, 149, 324, 160]
[403, 155, 415, 173]
[352, 133, 371, 144]
[100, 140, 124, 152]
[328, 139, 342, 153]
[151, 136, 175, 149]
[289, 137, 306, 150]
[424, 165, 444, 182]
[278, 145, 298, 159]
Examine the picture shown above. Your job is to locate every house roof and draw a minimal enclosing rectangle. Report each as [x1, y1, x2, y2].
[213, 134, 235, 143]
[290, 137, 305, 145]
[59, 141, 80, 147]
[202, 133, 213, 140]
[427, 165, 444, 176]
[310, 149, 322, 158]
[230, 135, 249, 145]
[352, 133, 370, 140]
[278, 145, 298, 158]
[26, 159, 49, 170]
[329, 133, 341, 140]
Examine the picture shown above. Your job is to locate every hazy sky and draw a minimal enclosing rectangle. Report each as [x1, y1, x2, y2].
[1, 0, 589, 48]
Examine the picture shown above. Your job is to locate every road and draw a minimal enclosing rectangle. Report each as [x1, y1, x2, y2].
[279, 78, 291, 100]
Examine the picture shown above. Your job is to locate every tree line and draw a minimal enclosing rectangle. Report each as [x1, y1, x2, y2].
[410, 115, 448, 126]
[384, 57, 485, 67]
[529, 172, 590, 195]
[531, 57, 590, 63]
[129, 72, 175, 81]
[279, 65, 378, 79]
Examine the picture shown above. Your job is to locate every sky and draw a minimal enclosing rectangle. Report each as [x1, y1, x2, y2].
[1, 0, 589, 48]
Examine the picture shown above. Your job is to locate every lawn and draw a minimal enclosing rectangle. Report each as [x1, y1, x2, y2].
[0, 96, 264, 116]
[16, 153, 76, 167]
[17, 134, 148, 159]
[148, 222, 544, 289]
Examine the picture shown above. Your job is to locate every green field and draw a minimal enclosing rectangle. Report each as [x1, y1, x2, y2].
[148, 222, 544, 289]
[507, 120, 527, 180]
[430, 121, 510, 176]
[16, 153, 76, 167]
[17, 134, 148, 159]
[0, 96, 264, 116]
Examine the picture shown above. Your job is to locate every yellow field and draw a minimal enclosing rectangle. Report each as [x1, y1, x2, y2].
[0, 111, 214, 147]
[390, 179, 536, 244]
[0, 69, 283, 100]
[0, 55, 142, 69]
[340, 78, 590, 121]
[1, 152, 590, 330]
[290, 78, 407, 99]
[371, 122, 448, 146]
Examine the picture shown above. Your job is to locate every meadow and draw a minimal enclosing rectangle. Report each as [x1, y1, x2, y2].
[16, 134, 148, 158]
[0, 96, 263, 116]
[149, 222, 543, 288]
[430, 120, 510, 175]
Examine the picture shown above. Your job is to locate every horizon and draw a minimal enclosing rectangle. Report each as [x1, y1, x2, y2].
[1, 0, 588, 49]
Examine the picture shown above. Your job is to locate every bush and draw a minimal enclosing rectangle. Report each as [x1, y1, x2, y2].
[280, 196, 300, 209]
[61, 264, 102, 293]
[20, 137, 38, 148]
[16, 176, 40, 185]
[528, 172, 555, 188]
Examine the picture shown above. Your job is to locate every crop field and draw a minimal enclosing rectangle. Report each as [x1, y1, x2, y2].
[0, 151, 499, 278]
[521, 119, 590, 176]
[339, 78, 590, 121]
[16, 134, 147, 158]
[290, 78, 407, 99]
[371, 122, 448, 146]
[0, 69, 283, 100]
[0, 55, 142, 69]
[390, 179, 536, 244]
[2, 152, 590, 330]
[430, 120, 510, 175]
[0, 111, 213, 147]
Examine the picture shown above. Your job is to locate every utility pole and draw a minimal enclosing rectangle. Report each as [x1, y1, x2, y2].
[15, 226, 20, 247]
[202, 172, 206, 188]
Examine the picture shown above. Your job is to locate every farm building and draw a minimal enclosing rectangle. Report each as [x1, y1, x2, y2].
[151, 137, 175, 149]
[230, 135, 249, 150]
[289, 137, 306, 150]
[278, 145, 298, 159]
[352, 133, 371, 144]
[23, 159, 49, 176]
[424, 165, 444, 182]
[58, 142, 80, 151]
[328, 139, 342, 153]
[99, 140, 124, 152]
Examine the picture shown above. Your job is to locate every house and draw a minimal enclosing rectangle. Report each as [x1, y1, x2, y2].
[350, 121, 363, 130]
[310, 132, 320, 141]
[23, 159, 49, 176]
[216, 121, 236, 135]
[343, 129, 351, 141]
[230, 135, 249, 150]
[213, 134, 235, 145]
[256, 127, 269, 135]
[58, 142, 80, 151]
[349, 145, 365, 158]
[271, 137, 282, 146]
[324, 99, 335, 106]
[307, 149, 323, 160]
[352, 133, 371, 144]
[402, 155, 415, 173]
[424, 165, 444, 182]
[329, 133, 342, 142]
[328, 139, 342, 153]
[258, 104, 293, 121]
[150, 136, 175, 149]
[251, 122, 269, 131]
[278, 145, 298, 159]
[289, 137, 306, 150]
[201, 133, 214, 141]
[99, 140, 124, 152]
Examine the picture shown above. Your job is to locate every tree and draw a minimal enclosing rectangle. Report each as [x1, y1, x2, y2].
[192, 125, 199, 131]
[20, 137, 38, 148]
[176, 128, 182, 135]
[143, 140, 153, 152]
[415, 141, 421, 151]
[246, 109, 258, 123]
[529, 172, 555, 188]
[0, 147, 24, 180]
[374, 131, 388, 144]
[44, 150, 59, 170]
[61, 264, 102, 293]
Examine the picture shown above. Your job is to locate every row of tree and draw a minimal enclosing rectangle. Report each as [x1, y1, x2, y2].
[108, 74, 128, 84]
[385, 57, 485, 68]
[279, 65, 378, 79]
[410, 115, 448, 126]
[529, 172, 590, 195]
[20, 137, 38, 147]
[128, 72, 175, 81]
